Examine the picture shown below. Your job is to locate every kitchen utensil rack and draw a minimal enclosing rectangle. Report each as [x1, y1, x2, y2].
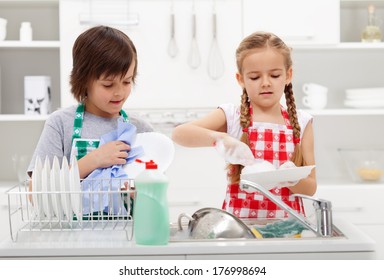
[6, 178, 135, 242]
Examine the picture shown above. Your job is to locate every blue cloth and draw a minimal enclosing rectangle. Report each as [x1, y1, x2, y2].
[81, 117, 144, 215]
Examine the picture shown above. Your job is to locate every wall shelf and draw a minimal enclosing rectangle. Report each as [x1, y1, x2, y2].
[341, 0, 384, 8]
[292, 42, 384, 50]
[0, 114, 48, 121]
[0, 40, 60, 49]
[303, 109, 384, 116]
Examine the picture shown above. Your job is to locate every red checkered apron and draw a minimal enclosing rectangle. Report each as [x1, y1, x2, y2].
[222, 107, 305, 219]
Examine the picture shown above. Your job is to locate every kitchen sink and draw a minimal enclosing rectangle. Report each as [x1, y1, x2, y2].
[169, 218, 345, 242]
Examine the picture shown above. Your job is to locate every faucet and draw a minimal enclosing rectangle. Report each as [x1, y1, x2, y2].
[240, 179, 333, 237]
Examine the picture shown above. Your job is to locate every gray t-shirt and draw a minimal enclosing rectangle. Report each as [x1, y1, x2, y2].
[28, 105, 153, 175]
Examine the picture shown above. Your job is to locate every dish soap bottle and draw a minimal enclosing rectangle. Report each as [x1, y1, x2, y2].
[133, 159, 169, 245]
[361, 4, 382, 42]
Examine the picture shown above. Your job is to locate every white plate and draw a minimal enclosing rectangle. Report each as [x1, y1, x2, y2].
[240, 165, 315, 189]
[344, 99, 384, 108]
[59, 156, 72, 221]
[346, 87, 384, 99]
[41, 156, 52, 219]
[31, 156, 43, 219]
[124, 132, 175, 178]
[69, 157, 82, 220]
[50, 156, 62, 219]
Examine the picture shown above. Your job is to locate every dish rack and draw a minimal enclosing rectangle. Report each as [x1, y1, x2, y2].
[6, 178, 136, 242]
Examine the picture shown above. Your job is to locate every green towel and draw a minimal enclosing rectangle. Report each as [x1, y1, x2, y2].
[253, 219, 307, 238]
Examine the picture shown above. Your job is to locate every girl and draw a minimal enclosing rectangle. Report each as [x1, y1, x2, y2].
[172, 31, 316, 219]
[28, 26, 153, 179]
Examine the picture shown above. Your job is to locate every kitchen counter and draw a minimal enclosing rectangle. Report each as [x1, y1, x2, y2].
[0, 219, 376, 260]
[0, 183, 376, 260]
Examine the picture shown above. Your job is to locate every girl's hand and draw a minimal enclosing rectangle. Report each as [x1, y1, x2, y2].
[90, 140, 131, 169]
[276, 161, 299, 187]
[214, 135, 255, 166]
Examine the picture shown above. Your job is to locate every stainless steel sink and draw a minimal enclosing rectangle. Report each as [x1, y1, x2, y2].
[169, 218, 345, 242]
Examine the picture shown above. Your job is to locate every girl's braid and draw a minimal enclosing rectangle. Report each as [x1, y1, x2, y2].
[284, 83, 300, 140]
[240, 88, 252, 134]
[284, 83, 304, 166]
[227, 89, 252, 183]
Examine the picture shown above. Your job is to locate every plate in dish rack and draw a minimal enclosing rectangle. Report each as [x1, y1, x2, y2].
[240, 165, 315, 189]
[32, 156, 43, 219]
[50, 156, 62, 219]
[60, 156, 72, 221]
[69, 157, 82, 220]
[41, 156, 52, 220]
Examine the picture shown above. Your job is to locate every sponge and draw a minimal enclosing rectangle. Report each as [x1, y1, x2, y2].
[252, 219, 307, 238]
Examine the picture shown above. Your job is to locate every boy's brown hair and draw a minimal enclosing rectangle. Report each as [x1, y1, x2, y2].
[70, 25, 137, 102]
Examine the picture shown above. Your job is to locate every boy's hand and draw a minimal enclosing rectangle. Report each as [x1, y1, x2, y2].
[91, 140, 131, 168]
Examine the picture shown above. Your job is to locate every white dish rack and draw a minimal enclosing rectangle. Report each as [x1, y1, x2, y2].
[6, 178, 136, 242]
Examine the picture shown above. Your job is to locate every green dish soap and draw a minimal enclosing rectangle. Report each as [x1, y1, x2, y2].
[133, 159, 169, 245]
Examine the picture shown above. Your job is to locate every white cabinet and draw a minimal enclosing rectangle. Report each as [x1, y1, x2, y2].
[358, 225, 384, 259]
[315, 183, 384, 259]
[59, 0, 90, 109]
[242, 0, 340, 45]
[315, 184, 384, 224]
[242, 0, 384, 49]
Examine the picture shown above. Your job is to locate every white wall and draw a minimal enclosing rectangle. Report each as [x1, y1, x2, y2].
[60, 0, 243, 109]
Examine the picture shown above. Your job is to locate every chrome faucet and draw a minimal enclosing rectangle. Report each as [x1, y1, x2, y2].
[240, 179, 333, 237]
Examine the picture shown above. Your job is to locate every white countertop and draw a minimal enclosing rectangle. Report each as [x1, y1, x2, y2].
[0, 218, 376, 259]
[0, 183, 377, 259]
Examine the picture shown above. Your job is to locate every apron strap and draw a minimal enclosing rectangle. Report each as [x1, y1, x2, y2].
[72, 103, 85, 142]
[280, 107, 300, 144]
[243, 105, 300, 144]
[280, 107, 292, 129]
[119, 109, 129, 122]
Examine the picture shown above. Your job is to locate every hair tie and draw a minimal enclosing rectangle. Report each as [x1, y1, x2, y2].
[293, 137, 300, 144]
[242, 128, 248, 133]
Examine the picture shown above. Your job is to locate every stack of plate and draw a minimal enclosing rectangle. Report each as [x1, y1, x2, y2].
[344, 87, 384, 108]
[31, 156, 82, 221]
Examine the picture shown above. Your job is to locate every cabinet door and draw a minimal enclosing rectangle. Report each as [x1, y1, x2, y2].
[243, 0, 340, 45]
[358, 225, 384, 260]
[315, 184, 384, 224]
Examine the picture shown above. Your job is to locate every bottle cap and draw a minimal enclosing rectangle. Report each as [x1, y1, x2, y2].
[135, 159, 158, 169]
[145, 160, 158, 169]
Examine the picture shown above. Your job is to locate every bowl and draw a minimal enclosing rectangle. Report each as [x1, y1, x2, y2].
[177, 208, 256, 239]
[338, 148, 384, 183]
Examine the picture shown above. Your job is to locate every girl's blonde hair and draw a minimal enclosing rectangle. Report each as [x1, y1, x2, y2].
[229, 31, 304, 183]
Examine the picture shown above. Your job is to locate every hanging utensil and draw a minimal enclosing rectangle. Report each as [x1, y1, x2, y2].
[188, 0, 201, 69]
[207, 0, 225, 80]
[167, 1, 178, 58]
